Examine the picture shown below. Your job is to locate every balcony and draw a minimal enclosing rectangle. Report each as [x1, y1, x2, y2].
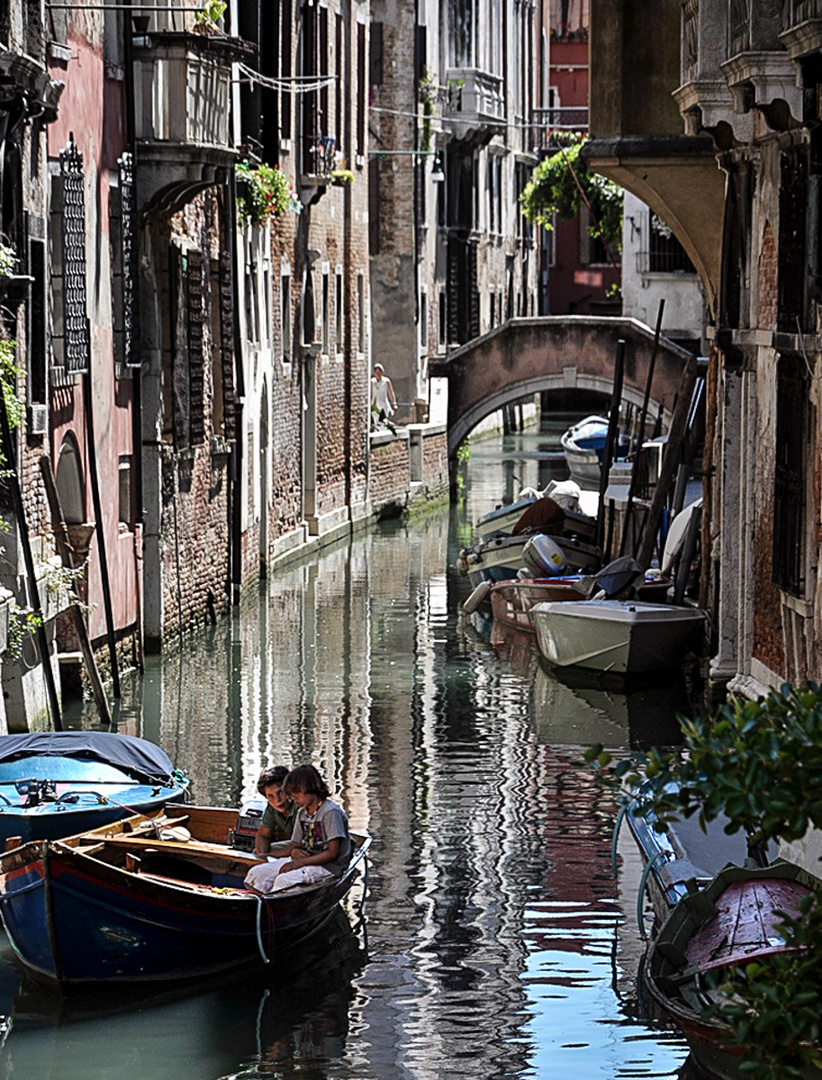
[719, 0, 801, 128]
[781, 0, 822, 60]
[443, 68, 504, 142]
[131, 13, 253, 213]
[532, 107, 588, 155]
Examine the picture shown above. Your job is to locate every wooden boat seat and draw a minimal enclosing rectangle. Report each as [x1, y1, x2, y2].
[97, 834, 264, 868]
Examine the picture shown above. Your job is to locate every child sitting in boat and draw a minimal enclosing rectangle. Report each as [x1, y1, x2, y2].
[244, 764, 352, 895]
[254, 765, 298, 854]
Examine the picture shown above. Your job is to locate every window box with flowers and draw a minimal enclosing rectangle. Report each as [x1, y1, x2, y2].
[330, 169, 354, 187]
[236, 162, 300, 226]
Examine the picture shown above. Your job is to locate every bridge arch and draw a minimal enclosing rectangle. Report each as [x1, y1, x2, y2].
[428, 316, 695, 459]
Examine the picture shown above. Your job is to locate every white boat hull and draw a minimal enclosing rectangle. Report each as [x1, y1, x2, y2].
[532, 599, 705, 674]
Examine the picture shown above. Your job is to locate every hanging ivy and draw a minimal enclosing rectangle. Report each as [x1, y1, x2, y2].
[520, 132, 623, 252]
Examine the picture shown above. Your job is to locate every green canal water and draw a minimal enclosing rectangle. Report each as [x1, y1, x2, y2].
[0, 427, 712, 1079]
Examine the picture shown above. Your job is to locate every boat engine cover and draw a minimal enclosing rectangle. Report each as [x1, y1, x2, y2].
[230, 796, 266, 851]
[522, 534, 567, 576]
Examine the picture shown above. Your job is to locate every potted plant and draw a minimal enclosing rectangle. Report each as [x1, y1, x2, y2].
[236, 162, 297, 226]
[194, 0, 226, 32]
[330, 169, 354, 188]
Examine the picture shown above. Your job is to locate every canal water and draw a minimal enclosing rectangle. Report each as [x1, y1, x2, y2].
[0, 425, 710, 1079]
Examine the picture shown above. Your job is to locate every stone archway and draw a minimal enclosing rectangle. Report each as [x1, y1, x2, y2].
[429, 315, 695, 459]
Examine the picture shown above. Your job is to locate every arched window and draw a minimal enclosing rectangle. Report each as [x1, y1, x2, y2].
[55, 437, 85, 524]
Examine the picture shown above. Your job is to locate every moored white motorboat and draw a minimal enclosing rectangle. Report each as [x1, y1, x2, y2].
[561, 415, 630, 486]
[532, 598, 705, 674]
[473, 480, 594, 542]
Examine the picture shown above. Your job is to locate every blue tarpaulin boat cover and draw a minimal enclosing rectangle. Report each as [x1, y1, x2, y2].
[0, 732, 178, 784]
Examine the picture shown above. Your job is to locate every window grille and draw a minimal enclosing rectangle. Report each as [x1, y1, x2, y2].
[119, 153, 139, 367]
[59, 138, 90, 375]
[773, 356, 806, 597]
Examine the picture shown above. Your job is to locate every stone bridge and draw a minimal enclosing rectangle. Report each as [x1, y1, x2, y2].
[427, 316, 695, 460]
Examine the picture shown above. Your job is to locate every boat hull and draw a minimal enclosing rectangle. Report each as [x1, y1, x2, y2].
[490, 578, 588, 632]
[461, 533, 601, 585]
[532, 599, 705, 674]
[643, 862, 820, 1080]
[490, 576, 673, 633]
[0, 808, 370, 990]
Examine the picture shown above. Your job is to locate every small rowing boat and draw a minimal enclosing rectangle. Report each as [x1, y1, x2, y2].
[0, 803, 371, 990]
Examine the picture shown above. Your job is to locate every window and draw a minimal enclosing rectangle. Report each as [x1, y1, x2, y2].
[118, 456, 132, 530]
[370, 22, 384, 85]
[419, 287, 428, 348]
[643, 213, 696, 273]
[245, 237, 260, 345]
[356, 21, 366, 159]
[335, 268, 343, 354]
[281, 271, 292, 362]
[438, 290, 446, 348]
[357, 273, 365, 353]
[322, 266, 330, 354]
[302, 270, 315, 345]
[580, 205, 611, 267]
[773, 355, 806, 596]
[281, 0, 292, 141]
[28, 234, 46, 404]
[57, 138, 90, 376]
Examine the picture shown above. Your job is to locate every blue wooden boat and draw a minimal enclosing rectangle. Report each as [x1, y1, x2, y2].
[0, 731, 189, 844]
[0, 804, 371, 990]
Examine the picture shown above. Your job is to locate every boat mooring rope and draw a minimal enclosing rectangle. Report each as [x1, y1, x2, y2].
[636, 852, 666, 940]
[610, 805, 627, 876]
[255, 897, 271, 965]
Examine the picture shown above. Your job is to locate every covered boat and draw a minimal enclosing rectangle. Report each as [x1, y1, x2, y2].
[561, 415, 630, 486]
[0, 731, 189, 844]
[643, 861, 820, 1080]
[0, 803, 371, 990]
[532, 598, 705, 674]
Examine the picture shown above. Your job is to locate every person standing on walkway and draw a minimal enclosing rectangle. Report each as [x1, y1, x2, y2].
[371, 362, 397, 428]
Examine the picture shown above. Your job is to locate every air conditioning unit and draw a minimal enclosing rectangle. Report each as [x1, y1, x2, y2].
[29, 404, 48, 436]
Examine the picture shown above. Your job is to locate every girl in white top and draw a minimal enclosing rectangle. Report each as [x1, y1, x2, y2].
[371, 363, 396, 418]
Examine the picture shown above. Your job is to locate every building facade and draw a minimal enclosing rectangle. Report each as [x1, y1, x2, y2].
[586, 0, 822, 693]
[368, 1, 548, 422]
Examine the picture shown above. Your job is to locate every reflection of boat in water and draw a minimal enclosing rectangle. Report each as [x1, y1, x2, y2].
[532, 658, 689, 749]
[0, 906, 366, 1077]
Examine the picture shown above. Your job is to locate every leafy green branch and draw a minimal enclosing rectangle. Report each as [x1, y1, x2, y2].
[586, 682, 822, 1078]
[520, 132, 623, 252]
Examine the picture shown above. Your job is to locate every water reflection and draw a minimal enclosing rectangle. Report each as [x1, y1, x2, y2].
[34, 427, 696, 1079]
[0, 907, 365, 1080]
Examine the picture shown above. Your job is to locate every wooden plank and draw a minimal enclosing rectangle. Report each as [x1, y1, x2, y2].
[98, 835, 263, 863]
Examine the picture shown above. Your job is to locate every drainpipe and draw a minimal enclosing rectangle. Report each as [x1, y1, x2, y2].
[123, 0, 144, 670]
[227, 168, 244, 604]
[807, 120, 822, 304]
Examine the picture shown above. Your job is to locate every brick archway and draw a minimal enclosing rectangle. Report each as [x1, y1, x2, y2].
[428, 316, 695, 459]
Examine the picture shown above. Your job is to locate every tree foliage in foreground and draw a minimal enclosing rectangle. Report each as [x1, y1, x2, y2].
[585, 682, 822, 1078]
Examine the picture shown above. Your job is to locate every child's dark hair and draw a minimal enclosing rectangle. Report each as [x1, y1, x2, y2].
[283, 764, 330, 801]
[257, 765, 289, 795]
